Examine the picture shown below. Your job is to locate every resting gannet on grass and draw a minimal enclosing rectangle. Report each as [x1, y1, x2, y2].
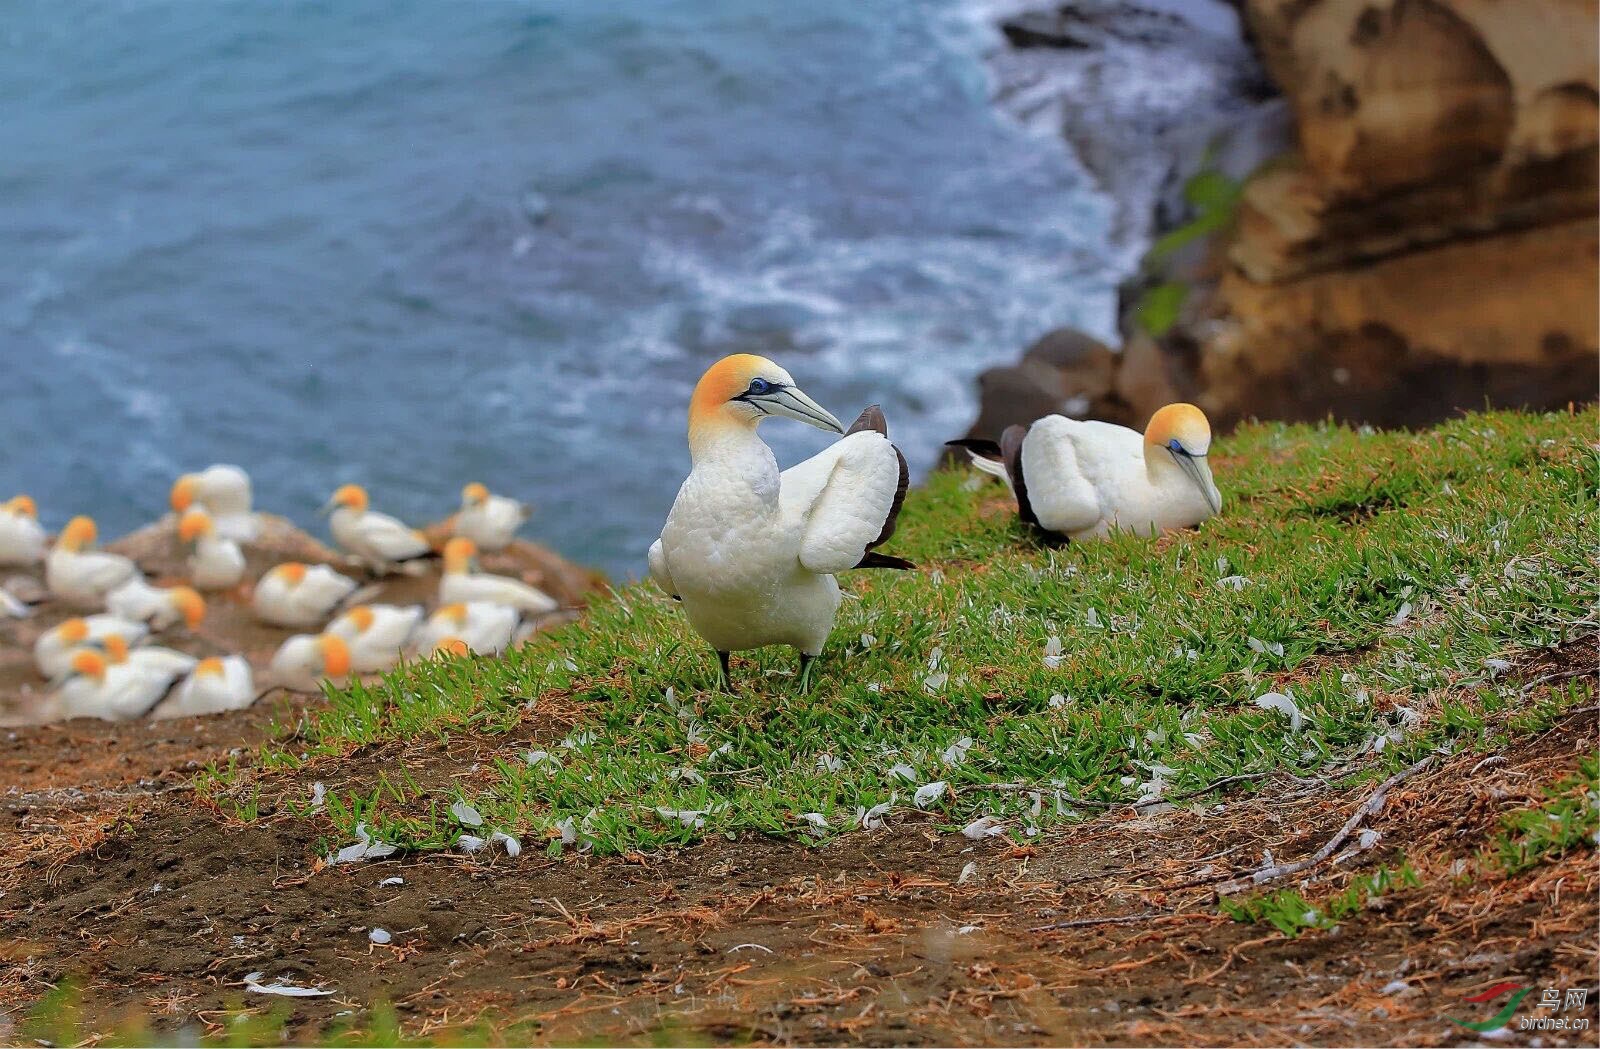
[440, 538, 557, 615]
[34, 615, 150, 679]
[950, 403, 1222, 540]
[454, 482, 531, 552]
[106, 578, 207, 631]
[47, 648, 187, 722]
[0, 495, 46, 565]
[323, 484, 433, 573]
[268, 632, 352, 691]
[171, 464, 259, 542]
[152, 655, 257, 719]
[328, 603, 424, 672]
[252, 562, 358, 628]
[179, 508, 246, 590]
[649, 354, 912, 690]
[412, 601, 519, 656]
[47, 516, 140, 607]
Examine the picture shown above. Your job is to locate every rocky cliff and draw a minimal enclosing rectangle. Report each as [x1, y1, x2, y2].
[965, 0, 1598, 439]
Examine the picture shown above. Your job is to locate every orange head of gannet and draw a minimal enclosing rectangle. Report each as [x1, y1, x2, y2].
[323, 484, 369, 514]
[178, 508, 214, 544]
[462, 482, 490, 506]
[342, 605, 376, 633]
[69, 649, 109, 681]
[433, 637, 470, 658]
[442, 537, 478, 574]
[171, 586, 207, 629]
[436, 602, 469, 625]
[1145, 403, 1220, 514]
[100, 634, 131, 664]
[271, 562, 309, 586]
[316, 633, 352, 678]
[56, 618, 90, 645]
[170, 474, 198, 513]
[687, 354, 844, 451]
[58, 516, 98, 552]
[194, 656, 226, 678]
[3, 495, 37, 518]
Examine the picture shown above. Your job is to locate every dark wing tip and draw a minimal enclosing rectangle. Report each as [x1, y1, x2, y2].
[1000, 424, 1039, 528]
[856, 551, 915, 571]
[945, 437, 1004, 461]
[846, 404, 888, 437]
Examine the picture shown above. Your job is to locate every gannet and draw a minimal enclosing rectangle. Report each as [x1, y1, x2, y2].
[152, 656, 257, 719]
[412, 601, 519, 656]
[106, 578, 207, 631]
[440, 538, 557, 615]
[251, 562, 358, 627]
[47, 648, 186, 721]
[33, 615, 150, 679]
[179, 508, 246, 590]
[950, 403, 1222, 539]
[0, 495, 46, 565]
[171, 464, 260, 542]
[453, 482, 531, 552]
[46, 516, 140, 607]
[323, 484, 432, 572]
[649, 354, 912, 690]
[328, 603, 424, 672]
[100, 633, 199, 677]
[268, 632, 353, 691]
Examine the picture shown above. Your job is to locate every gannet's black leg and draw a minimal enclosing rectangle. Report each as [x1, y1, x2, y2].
[716, 650, 736, 694]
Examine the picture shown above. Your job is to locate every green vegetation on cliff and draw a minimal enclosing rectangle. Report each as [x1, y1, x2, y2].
[200, 409, 1597, 859]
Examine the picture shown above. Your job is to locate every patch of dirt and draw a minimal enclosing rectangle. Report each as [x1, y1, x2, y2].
[1, 656, 1595, 1046]
[0, 514, 606, 727]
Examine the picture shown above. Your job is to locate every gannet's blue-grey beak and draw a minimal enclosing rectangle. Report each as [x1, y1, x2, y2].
[1171, 449, 1221, 514]
[745, 385, 844, 434]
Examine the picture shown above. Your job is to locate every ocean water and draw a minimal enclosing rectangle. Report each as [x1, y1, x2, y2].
[0, 1, 1118, 576]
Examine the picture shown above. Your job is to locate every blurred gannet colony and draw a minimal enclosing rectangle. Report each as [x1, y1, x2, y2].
[0, 468, 590, 724]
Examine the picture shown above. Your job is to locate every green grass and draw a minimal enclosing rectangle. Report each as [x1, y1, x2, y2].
[1219, 860, 1423, 936]
[197, 409, 1597, 858]
[1491, 754, 1599, 874]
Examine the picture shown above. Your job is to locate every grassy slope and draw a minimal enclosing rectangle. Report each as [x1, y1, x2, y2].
[201, 409, 1598, 858]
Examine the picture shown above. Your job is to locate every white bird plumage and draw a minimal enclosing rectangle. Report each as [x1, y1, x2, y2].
[46, 516, 139, 607]
[650, 354, 911, 689]
[252, 562, 358, 628]
[954, 403, 1222, 539]
[171, 464, 260, 542]
[0, 495, 46, 566]
[268, 632, 353, 691]
[412, 601, 520, 656]
[33, 615, 150, 679]
[327, 603, 424, 672]
[46, 648, 185, 722]
[440, 538, 557, 615]
[453, 483, 531, 552]
[106, 577, 207, 631]
[179, 508, 246, 589]
[153, 656, 257, 719]
[324, 484, 432, 571]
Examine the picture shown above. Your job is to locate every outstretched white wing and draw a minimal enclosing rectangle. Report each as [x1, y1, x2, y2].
[781, 431, 902, 576]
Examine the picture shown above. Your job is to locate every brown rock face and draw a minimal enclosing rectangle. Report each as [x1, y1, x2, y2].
[1196, 0, 1598, 428]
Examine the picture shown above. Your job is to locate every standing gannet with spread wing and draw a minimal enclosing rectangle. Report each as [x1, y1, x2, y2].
[0, 495, 46, 565]
[649, 354, 911, 690]
[171, 464, 260, 542]
[950, 403, 1222, 539]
